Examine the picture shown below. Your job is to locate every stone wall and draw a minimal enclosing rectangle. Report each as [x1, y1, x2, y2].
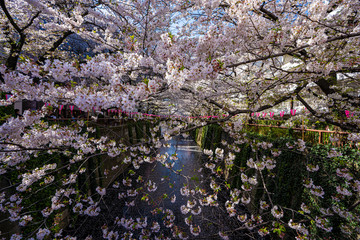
[0, 120, 150, 238]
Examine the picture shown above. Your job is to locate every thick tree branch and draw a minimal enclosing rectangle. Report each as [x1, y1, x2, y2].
[259, 3, 279, 22]
[296, 94, 319, 116]
[349, 200, 360, 211]
[296, 94, 359, 132]
[315, 77, 336, 95]
[179, 85, 307, 134]
[21, 11, 40, 31]
[37, 30, 74, 63]
[0, 0, 22, 34]
[227, 32, 360, 68]
[0, 0, 26, 69]
[231, 85, 306, 115]
[0, 142, 69, 152]
[0, 72, 4, 83]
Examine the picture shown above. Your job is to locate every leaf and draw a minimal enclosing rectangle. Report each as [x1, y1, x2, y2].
[141, 194, 149, 201]
[168, 32, 174, 40]
[190, 175, 199, 182]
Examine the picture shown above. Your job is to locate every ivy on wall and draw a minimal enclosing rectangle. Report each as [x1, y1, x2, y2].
[193, 124, 360, 239]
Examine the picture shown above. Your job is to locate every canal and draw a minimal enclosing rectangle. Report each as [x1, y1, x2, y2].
[67, 135, 249, 239]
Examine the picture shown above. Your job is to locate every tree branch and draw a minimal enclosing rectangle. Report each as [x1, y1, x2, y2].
[231, 85, 306, 115]
[259, 2, 279, 22]
[0, 142, 69, 152]
[296, 94, 359, 132]
[37, 30, 73, 63]
[227, 32, 360, 68]
[21, 11, 40, 31]
[0, 0, 22, 34]
[0, 0, 26, 69]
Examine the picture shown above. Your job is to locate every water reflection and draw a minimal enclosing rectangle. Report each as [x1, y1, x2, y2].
[70, 136, 247, 239]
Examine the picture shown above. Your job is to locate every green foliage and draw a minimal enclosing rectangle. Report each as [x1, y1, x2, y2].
[127, 121, 134, 144]
[5, 152, 68, 236]
[232, 133, 305, 209]
[196, 123, 360, 239]
[253, 119, 285, 126]
[0, 93, 15, 123]
[304, 144, 360, 239]
[266, 137, 305, 208]
[135, 121, 144, 140]
[273, 222, 286, 237]
[201, 126, 208, 149]
[202, 124, 222, 150]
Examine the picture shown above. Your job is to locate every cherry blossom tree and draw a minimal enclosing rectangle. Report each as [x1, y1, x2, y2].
[1, 0, 360, 239]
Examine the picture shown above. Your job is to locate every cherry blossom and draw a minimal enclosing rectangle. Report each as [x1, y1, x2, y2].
[0, 0, 360, 239]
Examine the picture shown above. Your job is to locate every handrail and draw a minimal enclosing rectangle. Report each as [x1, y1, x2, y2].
[246, 124, 349, 135]
[245, 123, 356, 147]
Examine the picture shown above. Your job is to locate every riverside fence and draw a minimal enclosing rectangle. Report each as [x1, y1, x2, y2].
[245, 124, 355, 147]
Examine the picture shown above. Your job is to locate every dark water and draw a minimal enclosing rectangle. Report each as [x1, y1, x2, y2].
[68, 136, 249, 239]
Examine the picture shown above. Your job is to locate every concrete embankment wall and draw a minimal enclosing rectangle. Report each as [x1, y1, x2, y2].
[0, 120, 150, 238]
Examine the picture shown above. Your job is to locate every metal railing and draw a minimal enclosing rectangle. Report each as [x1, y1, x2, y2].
[246, 124, 353, 147]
